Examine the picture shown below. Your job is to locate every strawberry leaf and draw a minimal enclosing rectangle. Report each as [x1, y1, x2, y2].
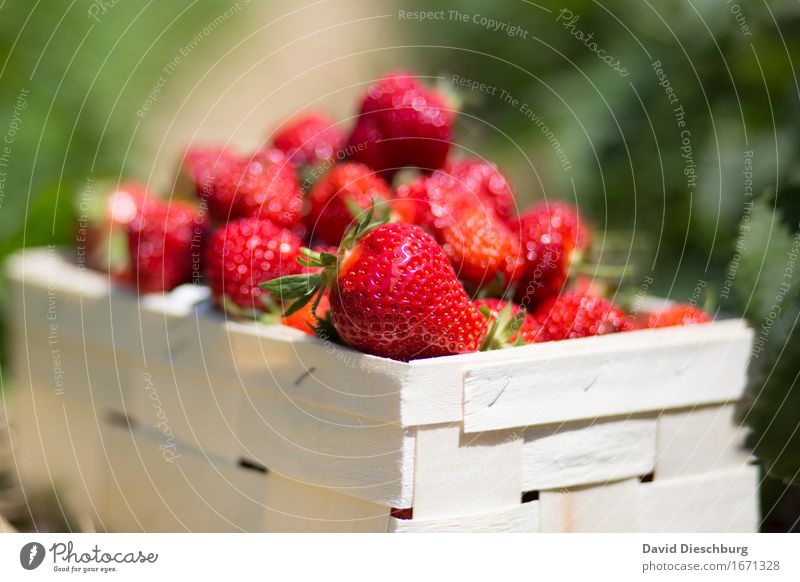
[297, 257, 321, 268]
[312, 309, 344, 345]
[730, 196, 799, 321]
[344, 196, 367, 222]
[319, 252, 338, 266]
[260, 273, 321, 299]
[340, 199, 389, 250]
[282, 288, 318, 317]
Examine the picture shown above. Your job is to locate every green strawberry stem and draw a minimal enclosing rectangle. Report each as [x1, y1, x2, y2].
[703, 284, 717, 314]
[219, 294, 265, 321]
[260, 200, 387, 319]
[570, 262, 635, 278]
[564, 239, 640, 300]
[479, 303, 526, 351]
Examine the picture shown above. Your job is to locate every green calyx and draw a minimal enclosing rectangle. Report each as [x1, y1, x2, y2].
[341, 196, 391, 247]
[260, 199, 388, 319]
[479, 303, 527, 351]
[260, 266, 328, 318]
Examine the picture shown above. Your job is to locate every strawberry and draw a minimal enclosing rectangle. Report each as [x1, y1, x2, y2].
[348, 70, 454, 174]
[305, 162, 391, 245]
[448, 159, 516, 223]
[273, 111, 345, 168]
[204, 217, 304, 313]
[514, 201, 590, 308]
[127, 199, 204, 293]
[392, 175, 432, 226]
[178, 146, 238, 216]
[647, 304, 711, 328]
[182, 147, 302, 227]
[474, 299, 542, 346]
[514, 239, 571, 309]
[531, 290, 629, 342]
[393, 158, 515, 226]
[214, 149, 303, 227]
[394, 171, 523, 289]
[263, 217, 487, 361]
[516, 201, 591, 253]
[437, 201, 523, 289]
[80, 180, 151, 278]
[572, 274, 611, 299]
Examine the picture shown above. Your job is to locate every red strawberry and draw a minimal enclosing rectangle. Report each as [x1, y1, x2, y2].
[205, 218, 304, 312]
[179, 146, 238, 215]
[392, 175, 432, 226]
[514, 239, 571, 309]
[273, 111, 345, 168]
[393, 158, 515, 226]
[572, 275, 610, 299]
[514, 201, 590, 308]
[306, 162, 391, 245]
[183, 147, 302, 227]
[394, 171, 523, 289]
[127, 199, 204, 293]
[647, 304, 711, 328]
[80, 180, 151, 278]
[348, 70, 454, 174]
[438, 202, 523, 289]
[474, 299, 542, 345]
[516, 201, 591, 252]
[213, 149, 302, 227]
[531, 290, 629, 342]
[263, 220, 487, 361]
[448, 159, 516, 223]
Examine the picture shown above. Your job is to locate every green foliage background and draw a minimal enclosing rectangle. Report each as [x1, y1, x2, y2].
[0, 0, 236, 369]
[1, 0, 799, 529]
[401, 0, 800, 513]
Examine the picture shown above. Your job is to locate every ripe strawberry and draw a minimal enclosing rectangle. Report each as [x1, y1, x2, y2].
[213, 149, 303, 227]
[127, 199, 204, 293]
[394, 171, 523, 289]
[178, 146, 237, 215]
[273, 111, 345, 168]
[514, 201, 590, 308]
[306, 162, 391, 245]
[531, 290, 629, 342]
[205, 218, 304, 312]
[514, 239, 571, 309]
[572, 274, 610, 299]
[80, 180, 151, 278]
[263, 219, 487, 361]
[516, 201, 591, 252]
[393, 158, 515, 225]
[448, 159, 516, 223]
[438, 202, 523, 289]
[474, 299, 542, 346]
[647, 304, 711, 328]
[392, 175, 432, 226]
[348, 70, 454, 174]
[182, 147, 302, 227]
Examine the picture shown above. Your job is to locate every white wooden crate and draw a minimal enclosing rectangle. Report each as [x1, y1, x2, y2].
[5, 248, 759, 532]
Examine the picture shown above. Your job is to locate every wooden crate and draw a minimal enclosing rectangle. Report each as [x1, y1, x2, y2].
[5, 248, 758, 532]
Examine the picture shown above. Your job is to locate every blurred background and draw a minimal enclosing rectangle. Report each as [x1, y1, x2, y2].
[0, 0, 799, 531]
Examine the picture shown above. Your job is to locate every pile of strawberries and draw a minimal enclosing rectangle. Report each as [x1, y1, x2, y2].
[82, 70, 710, 361]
